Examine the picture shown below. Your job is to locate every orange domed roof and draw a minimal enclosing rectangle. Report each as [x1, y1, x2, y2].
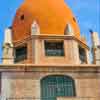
[12, 0, 80, 42]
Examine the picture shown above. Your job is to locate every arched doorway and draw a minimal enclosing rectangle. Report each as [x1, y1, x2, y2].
[41, 75, 76, 100]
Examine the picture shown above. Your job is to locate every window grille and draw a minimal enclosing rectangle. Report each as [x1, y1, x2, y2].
[79, 46, 87, 64]
[14, 46, 27, 62]
[44, 41, 64, 56]
[41, 75, 76, 100]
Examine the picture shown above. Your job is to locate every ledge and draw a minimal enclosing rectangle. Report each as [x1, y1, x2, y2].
[13, 35, 89, 50]
[57, 97, 99, 100]
[0, 64, 100, 72]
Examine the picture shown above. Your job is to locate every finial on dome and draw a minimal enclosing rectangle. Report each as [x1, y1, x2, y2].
[64, 23, 74, 35]
[31, 20, 40, 35]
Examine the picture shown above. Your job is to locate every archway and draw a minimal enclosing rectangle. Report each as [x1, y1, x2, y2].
[41, 75, 76, 100]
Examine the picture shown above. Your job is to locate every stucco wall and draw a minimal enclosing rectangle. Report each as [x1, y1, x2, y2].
[57, 97, 99, 100]
[0, 66, 100, 100]
[35, 39, 80, 64]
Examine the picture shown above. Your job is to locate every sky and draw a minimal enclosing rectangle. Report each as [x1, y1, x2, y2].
[0, 0, 100, 62]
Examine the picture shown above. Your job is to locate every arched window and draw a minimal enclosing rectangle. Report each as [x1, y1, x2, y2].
[78, 45, 87, 64]
[41, 75, 76, 100]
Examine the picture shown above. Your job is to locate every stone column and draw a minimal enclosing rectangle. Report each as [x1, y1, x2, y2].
[2, 27, 14, 64]
[86, 49, 90, 64]
[91, 31, 100, 64]
[1, 73, 12, 100]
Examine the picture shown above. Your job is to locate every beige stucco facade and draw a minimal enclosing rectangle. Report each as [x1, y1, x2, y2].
[1, 32, 100, 100]
[10, 35, 89, 65]
[0, 64, 100, 100]
[1, 28, 100, 100]
[1, 1, 100, 99]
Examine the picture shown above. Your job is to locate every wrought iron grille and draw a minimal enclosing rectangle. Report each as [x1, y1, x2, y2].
[41, 75, 75, 100]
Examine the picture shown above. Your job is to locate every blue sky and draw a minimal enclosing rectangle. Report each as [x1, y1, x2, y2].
[0, 0, 100, 62]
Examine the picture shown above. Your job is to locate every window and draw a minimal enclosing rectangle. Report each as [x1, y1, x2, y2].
[41, 75, 76, 100]
[73, 17, 76, 22]
[20, 14, 24, 20]
[79, 45, 87, 64]
[32, 25, 37, 33]
[31, 21, 40, 35]
[14, 46, 27, 62]
[44, 41, 64, 56]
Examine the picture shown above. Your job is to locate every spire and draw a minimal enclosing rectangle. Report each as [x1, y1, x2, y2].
[90, 30, 100, 48]
[31, 20, 40, 35]
[64, 23, 74, 35]
[4, 27, 13, 44]
[2, 27, 14, 64]
[90, 30, 100, 64]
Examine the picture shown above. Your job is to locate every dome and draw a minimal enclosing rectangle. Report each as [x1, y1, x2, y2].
[12, 0, 80, 42]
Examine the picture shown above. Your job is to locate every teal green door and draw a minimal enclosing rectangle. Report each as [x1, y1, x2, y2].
[41, 75, 75, 100]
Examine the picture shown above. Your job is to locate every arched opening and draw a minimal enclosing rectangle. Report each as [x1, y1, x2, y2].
[78, 45, 87, 64]
[41, 75, 76, 100]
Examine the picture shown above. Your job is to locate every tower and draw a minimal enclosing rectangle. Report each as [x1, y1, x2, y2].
[2, 27, 14, 64]
[9, 0, 90, 65]
[90, 31, 100, 64]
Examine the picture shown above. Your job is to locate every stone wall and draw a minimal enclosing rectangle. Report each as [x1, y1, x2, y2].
[12, 35, 90, 65]
[0, 65, 100, 100]
[35, 37, 80, 64]
[57, 97, 99, 100]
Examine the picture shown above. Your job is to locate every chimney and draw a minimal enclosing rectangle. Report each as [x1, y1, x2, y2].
[64, 23, 74, 35]
[2, 27, 14, 64]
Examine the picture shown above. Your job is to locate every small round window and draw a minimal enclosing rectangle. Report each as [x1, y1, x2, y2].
[20, 15, 24, 20]
[73, 17, 76, 22]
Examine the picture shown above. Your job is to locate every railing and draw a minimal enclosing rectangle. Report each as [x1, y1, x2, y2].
[5, 97, 99, 100]
[45, 49, 64, 56]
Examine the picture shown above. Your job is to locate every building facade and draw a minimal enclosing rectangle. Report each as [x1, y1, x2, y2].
[0, 0, 100, 100]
